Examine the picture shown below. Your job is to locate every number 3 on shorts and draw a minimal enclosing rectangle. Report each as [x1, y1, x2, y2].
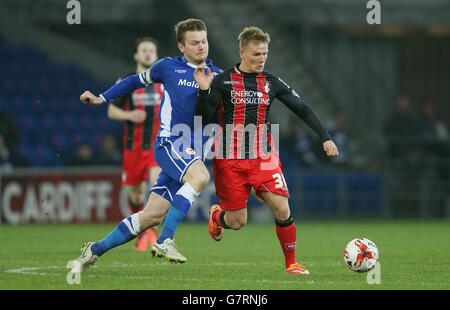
[272, 172, 287, 189]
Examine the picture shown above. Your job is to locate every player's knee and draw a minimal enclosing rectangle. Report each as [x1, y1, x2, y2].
[274, 207, 290, 221]
[274, 208, 291, 221]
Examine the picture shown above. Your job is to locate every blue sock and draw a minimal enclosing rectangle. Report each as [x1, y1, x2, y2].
[157, 183, 199, 243]
[91, 212, 142, 256]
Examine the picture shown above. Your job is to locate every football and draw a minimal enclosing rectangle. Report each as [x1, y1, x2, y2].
[344, 238, 379, 272]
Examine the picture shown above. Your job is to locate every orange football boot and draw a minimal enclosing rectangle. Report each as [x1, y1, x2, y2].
[286, 263, 310, 275]
[208, 204, 224, 241]
[134, 228, 158, 251]
[146, 227, 158, 247]
[134, 232, 149, 252]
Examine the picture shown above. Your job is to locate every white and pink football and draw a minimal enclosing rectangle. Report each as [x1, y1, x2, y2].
[344, 237, 379, 272]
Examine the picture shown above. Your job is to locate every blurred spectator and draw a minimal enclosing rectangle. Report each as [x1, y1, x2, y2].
[0, 103, 28, 167]
[97, 135, 122, 166]
[328, 109, 351, 167]
[0, 102, 20, 152]
[419, 101, 450, 216]
[384, 96, 422, 216]
[384, 96, 421, 161]
[65, 143, 97, 167]
[291, 123, 320, 167]
[0, 134, 13, 172]
[419, 101, 449, 156]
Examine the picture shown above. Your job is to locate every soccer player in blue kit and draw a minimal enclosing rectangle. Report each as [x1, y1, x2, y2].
[71, 18, 221, 272]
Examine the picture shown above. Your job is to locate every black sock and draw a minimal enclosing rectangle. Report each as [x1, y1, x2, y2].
[275, 214, 294, 227]
[220, 211, 231, 229]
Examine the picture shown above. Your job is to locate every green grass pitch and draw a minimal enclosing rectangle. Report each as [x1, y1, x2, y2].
[0, 221, 449, 289]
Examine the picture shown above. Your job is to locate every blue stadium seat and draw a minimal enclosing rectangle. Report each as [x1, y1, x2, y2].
[79, 115, 95, 131]
[29, 145, 57, 167]
[37, 77, 51, 93]
[61, 115, 77, 132]
[8, 95, 28, 113]
[344, 172, 382, 213]
[18, 144, 34, 161]
[0, 38, 125, 166]
[41, 115, 60, 131]
[298, 173, 339, 216]
[19, 115, 39, 132]
[50, 132, 72, 155]
[1, 78, 18, 93]
[66, 98, 83, 113]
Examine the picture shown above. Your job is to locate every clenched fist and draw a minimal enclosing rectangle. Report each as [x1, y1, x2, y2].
[323, 140, 339, 157]
[80, 91, 104, 105]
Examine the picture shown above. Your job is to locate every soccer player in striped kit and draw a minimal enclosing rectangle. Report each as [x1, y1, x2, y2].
[194, 27, 339, 275]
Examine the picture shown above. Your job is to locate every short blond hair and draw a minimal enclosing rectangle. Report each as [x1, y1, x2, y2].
[238, 26, 270, 49]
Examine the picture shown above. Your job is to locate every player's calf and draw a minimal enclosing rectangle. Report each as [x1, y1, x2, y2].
[225, 217, 246, 230]
[222, 209, 247, 230]
[139, 192, 171, 229]
[260, 192, 307, 273]
[209, 206, 247, 242]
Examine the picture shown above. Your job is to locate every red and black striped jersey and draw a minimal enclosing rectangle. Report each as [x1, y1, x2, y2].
[196, 65, 331, 159]
[111, 73, 163, 151]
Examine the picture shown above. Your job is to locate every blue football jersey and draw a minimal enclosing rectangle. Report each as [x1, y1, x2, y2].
[101, 56, 222, 138]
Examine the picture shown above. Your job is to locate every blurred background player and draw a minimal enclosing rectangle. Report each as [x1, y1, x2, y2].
[194, 26, 339, 275]
[107, 37, 163, 251]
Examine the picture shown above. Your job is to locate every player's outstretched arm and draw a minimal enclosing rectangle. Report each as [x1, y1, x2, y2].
[80, 71, 151, 106]
[100, 73, 149, 103]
